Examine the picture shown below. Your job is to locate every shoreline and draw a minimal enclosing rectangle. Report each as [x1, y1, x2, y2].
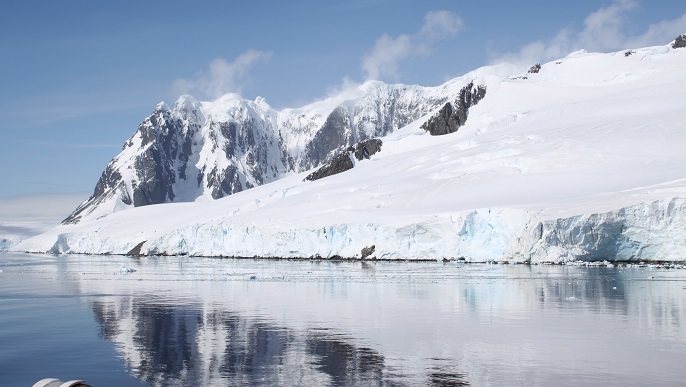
[6, 250, 686, 269]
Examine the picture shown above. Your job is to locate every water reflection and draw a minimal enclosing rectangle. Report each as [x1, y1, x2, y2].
[90, 294, 420, 385]
[4, 254, 685, 386]
[428, 371, 470, 387]
[306, 333, 385, 385]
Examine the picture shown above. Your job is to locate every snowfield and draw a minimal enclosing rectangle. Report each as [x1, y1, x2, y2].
[13, 42, 686, 262]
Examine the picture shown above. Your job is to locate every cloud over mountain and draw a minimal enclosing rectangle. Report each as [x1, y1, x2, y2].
[171, 50, 272, 100]
[491, 0, 686, 66]
[362, 10, 463, 81]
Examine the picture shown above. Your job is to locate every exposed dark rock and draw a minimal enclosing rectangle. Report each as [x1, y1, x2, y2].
[351, 138, 382, 161]
[422, 102, 460, 136]
[126, 241, 146, 256]
[361, 245, 376, 259]
[62, 168, 130, 224]
[624, 50, 634, 57]
[304, 152, 353, 182]
[421, 82, 486, 136]
[672, 34, 686, 49]
[305, 107, 353, 169]
[205, 164, 245, 199]
[304, 139, 382, 182]
[528, 63, 541, 74]
[63, 106, 193, 224]
[131, 143, 176, 206]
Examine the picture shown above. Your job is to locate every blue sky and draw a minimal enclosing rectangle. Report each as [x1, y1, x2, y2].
[0, 0, 684, 199]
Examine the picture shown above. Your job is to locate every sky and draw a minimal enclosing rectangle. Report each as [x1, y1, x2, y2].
[0, 0, 684, 202]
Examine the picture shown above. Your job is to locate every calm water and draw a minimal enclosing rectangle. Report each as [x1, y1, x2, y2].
[1, 252, 686, 386]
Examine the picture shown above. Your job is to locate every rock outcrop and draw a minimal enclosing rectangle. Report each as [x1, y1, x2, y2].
[421, 82, 486, 136]
[672, 34, 686, 49]
[361, 245, 376, 259]
[304, 139, 382, 182]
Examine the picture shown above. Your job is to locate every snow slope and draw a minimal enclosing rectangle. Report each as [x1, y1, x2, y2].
[14, 41, 686, 262]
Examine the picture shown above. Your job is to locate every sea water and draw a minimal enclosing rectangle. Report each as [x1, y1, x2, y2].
[1, 252, 685, 386]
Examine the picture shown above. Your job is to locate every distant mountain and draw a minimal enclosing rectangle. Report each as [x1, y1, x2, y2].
[64, 78, 486, 224]
[15, 36, 686, 263]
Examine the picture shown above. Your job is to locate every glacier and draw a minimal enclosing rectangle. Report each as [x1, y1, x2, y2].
[30, 194, 686, 263]
[12, 38, 686, 262]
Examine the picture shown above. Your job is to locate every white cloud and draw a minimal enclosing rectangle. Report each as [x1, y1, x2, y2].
[324, 76, 362, 98]
[575, 0, 638, 51]
[419, 10, 465, 39]
[362, 34, 416, 81]
[625, 13, 686, 48]
[171, 49, 272, 100]
[362, 10, 463, 81]
[491, 0, 686, 67]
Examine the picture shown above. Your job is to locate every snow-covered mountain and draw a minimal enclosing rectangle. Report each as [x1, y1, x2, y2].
[63, 78, 485, 224]
[14, 36, 686, 262]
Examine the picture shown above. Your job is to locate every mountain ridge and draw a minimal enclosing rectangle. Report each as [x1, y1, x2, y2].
[14, 37, 686, 262]
[64, 75, 483, 224]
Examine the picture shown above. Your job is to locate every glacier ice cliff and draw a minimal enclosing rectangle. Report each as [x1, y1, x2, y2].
[530, 198, 686, 262]
[37, 198, 686, 263]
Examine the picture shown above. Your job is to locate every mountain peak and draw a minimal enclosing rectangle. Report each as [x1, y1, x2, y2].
[173, 95, 202, 115]
[62, 75, 472, 223]
[61, 39, 686, 225]
[154, 101, 170, 112]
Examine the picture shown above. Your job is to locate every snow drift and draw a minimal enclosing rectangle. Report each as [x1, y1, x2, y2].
[14, 38, 686, 262]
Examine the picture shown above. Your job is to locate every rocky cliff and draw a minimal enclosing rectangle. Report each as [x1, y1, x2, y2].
[64, 78, 484, 224]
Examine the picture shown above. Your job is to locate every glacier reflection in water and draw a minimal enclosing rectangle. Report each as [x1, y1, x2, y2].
[1, 253, 685, 386]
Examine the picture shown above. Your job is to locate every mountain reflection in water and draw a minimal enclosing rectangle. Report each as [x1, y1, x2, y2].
[91, 294, 468, 385]
[2, 254, 686, 386]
